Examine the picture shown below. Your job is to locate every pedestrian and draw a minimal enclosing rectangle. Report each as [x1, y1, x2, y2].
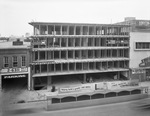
[51, 85, 56, 92]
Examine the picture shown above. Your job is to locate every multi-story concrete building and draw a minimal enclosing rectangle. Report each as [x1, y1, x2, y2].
[117, 17, 150, 81]
[0, 39, 31, 90]
[29, 22, 130, 90]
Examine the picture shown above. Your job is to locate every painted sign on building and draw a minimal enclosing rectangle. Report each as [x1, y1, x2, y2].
[107, 80, 139, 90]
[59, 80, 139, 94]
[132, 69, 145, 74]
[59, 84, 95, 94]
[1, 67, 28, 73]
[2, 74, 28, 79]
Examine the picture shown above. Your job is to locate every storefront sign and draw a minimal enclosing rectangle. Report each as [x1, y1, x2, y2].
[1, 67, 28, 73]
[59, 80, 139, 94]
[2, 74, 28, 79]
[132, 69, 145, 74]
[107, 81, 133, 90]
[59, 84, 94, 94]
[1, 69, 8, 73]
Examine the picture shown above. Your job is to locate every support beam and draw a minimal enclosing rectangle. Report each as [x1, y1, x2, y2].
[28, 67, 31, 90]
[0, 74, 2, 91]
[83, 73, 87, 84]
[47, 76, 52, 90]
[31, 77, 34, 90]
[118, 71, 120, 80]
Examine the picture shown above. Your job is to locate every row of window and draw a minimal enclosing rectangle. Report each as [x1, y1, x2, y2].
[34, 25, 129, 35]
[32, 61, 129, 74]
[33, 37, 129, 48]
[33, 49, 129, 61]
[135, 42, 150, 49]
[3, 56, 26, 68]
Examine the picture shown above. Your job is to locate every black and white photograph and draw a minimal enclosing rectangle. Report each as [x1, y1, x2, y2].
[0, 0, 150, 116]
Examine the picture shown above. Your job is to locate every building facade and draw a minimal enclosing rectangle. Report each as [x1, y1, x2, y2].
[117, 17, 150, 81]
[0, 40, 31, 90]
[29, 22, 130, 90]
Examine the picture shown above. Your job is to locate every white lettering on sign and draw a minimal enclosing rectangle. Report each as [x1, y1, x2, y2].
[132, 69, 145, 74]
[59, 85, 93, 93]
[1, 67, 28, 73]
[4, 74, 26, 79]
[1, 69, 8, 73]
[107, 80, 139, 90]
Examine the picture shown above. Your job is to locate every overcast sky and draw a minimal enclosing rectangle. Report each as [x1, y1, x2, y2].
[0, 0, 150, 37]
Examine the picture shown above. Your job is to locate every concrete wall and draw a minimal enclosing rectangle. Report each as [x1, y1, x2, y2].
[130, 32, 150, 68]
[47, 94, 148, 111]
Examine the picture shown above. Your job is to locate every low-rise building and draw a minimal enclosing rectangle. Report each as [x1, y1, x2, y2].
[117, 17, 150, 81]
[0, 39, 31, 90]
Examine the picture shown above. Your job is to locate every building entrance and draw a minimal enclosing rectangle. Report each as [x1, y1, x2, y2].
[2, 74, 28, 91]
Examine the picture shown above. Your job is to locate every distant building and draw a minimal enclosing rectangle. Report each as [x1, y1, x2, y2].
[0, 39, 31, 90]
[25, 33, 30, 38]
[117, 17, 150, 81]
[29, 22, 130, 90]
[0, 37, 9, 42]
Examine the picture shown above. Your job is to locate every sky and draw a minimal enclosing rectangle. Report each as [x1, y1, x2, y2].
[0, 0, 150, 37]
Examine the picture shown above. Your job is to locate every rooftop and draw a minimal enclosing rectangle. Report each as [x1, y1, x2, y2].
[29, 22, 130, 27]
[0, 41, 31, 49]
[116, 17, 150, 32]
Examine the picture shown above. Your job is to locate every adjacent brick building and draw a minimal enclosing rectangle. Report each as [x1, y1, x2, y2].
[0, 39, 31, 90]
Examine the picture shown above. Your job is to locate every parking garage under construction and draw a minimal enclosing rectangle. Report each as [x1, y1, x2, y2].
[29, 22, 130, 91]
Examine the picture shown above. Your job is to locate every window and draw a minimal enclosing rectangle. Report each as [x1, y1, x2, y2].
[135, 42, 150, 50]
[3, 56, 9, 68]
[21, 56, 26, 67]
[13, 56, 18, 67]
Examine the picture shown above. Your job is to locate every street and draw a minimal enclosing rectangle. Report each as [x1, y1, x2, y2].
[3, 97, 150, 116]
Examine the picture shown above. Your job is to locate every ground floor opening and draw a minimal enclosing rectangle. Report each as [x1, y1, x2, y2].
[33, 71, 129, 91]
[1, 74, 28, 104]
[2, 74, 28, 91]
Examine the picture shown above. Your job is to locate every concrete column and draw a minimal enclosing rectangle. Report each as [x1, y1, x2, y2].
[39, 25, 41, 35]
[34, 26, 35, 35]
[45, 51, 47, 60]
[74, 26, 76, 35]
[83, 73, 87, 84]
[28, 67, 35, 90]
[46, 25, 48, 35]
[40, 64, 41, 73]
[32, 78, 34, 90]
[118, 71, 120, 80]
[60, 25, 62, 35]
[54, 25, 55, 35]
[38, 51, 40, 60]
[47, 76, 52, 90]
[67, 26, 69, 35]
[28, 67, 31, 90]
